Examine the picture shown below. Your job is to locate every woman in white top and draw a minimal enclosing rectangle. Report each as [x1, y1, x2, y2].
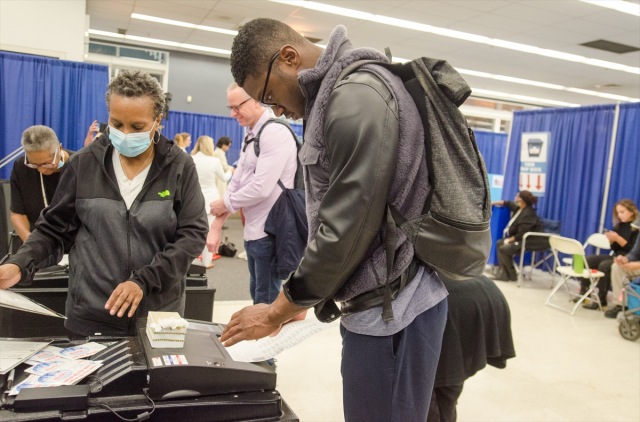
[213, 136, 233, 198]
[191, 136, 233, 267]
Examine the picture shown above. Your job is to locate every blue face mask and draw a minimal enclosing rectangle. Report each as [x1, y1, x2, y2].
[109, 122, 156, 158]
[57, 151, 64, 169]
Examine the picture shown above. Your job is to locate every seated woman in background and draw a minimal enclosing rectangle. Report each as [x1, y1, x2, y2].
[492, 190, 547, 282]
[581, 199, 639, 310]
[175, 132, 192, 152]
[191, 136, 233, 268]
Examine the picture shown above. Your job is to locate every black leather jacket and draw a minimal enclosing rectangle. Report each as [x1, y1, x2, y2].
[283, 70, 400, 320]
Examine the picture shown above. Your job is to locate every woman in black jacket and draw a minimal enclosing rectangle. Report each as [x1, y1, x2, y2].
[492, 190, 548, 282]
[0, 70, 208, 336]
[581, 199, 639, 310]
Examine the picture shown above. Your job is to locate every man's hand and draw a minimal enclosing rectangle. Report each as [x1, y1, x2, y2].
[615, 255, 630, 266]
[105, 281, 143, 318]
[0, 264, 22, 290]
[210, 199, 228, 217]
[220, 291, 308, 347]
[621, 262, 640, 272]
[269, 309, 308, 337]
[207, 225, 222, 254]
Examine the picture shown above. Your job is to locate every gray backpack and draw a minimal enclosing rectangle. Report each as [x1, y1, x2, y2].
[336, 54, 492, 321]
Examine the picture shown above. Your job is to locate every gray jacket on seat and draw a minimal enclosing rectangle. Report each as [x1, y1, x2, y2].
[8, 133, 208, 335]
[282, 25, 443, 322]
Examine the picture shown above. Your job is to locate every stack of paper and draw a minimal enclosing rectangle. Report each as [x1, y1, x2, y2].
[7, 343, 107, 396]
[0, 340, 51, 374]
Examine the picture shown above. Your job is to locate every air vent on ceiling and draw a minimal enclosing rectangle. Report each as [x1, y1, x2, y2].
[595, 83, 621, 88]
[580, 39, 640, 54]
[117, 28, 127, 35]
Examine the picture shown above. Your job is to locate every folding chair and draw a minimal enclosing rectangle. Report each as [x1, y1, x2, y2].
[545, 235, 605, 315]
[517, 218, 562, 288]
[561, 233, 611, 266]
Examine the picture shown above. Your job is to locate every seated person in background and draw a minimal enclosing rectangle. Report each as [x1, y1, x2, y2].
[191, 136, 233, 268]
[606, 231, 640, 318]
[10, 125, 73, 243]
[213, 136, 233, 198]
[0, 70, 208, 336]
[428, 275, 515, 422]
[491, 190, 548, 282]
[581, 199, 638, 310]
[83, 120, 100, 146]
[175, 132, 192, 152]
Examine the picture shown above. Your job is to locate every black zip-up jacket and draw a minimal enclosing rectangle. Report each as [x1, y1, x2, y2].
[7, 133, 208, 335]
[504, 201, 545, 241]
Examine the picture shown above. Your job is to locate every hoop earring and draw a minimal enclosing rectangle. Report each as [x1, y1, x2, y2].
[153, 130, 160, 145]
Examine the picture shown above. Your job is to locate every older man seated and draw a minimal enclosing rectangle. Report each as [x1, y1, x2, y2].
[10, 125, 73, 243]
[607, 221, 640, 318]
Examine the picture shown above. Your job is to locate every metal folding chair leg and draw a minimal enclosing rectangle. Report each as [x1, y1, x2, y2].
[546, 274, 603, 315]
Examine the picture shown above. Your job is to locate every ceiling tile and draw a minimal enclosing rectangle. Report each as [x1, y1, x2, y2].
[399, 1, 484, 21]
[551, 18, 629, 38]
[440, 1, 512, 13]
[319, 1, 410, 15]
[384, 7, 460, 28]
[579, 9, 640, 33]
[491, 3, 573, 26]
[519, 0, 600, 18]
[446, 21, 518, 39]
[520, 26, 596, 47]
[467, 13, 543, 33]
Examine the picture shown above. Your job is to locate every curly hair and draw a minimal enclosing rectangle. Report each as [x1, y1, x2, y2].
[613, 199, 639, 227]
[106, 70, 165, 118]
[230, 18, 306, 87]
[217, 136, 232, 149]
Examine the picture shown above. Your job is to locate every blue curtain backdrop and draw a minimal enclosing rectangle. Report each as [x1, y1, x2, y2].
[503, 105, 616, 244]
[474, 130, 508, 175]
[162, 111, 244, 165]
[604, 103, 640, 229]
[0, 52, 109, 179]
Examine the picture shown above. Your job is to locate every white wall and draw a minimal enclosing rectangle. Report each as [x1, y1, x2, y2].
[0, 0, 86, 61]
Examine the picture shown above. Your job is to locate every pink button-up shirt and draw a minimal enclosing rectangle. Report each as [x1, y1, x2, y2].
[223, 110, 298, 241]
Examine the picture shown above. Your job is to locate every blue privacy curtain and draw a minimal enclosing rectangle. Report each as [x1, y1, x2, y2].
[474, 130, 508, 175]
[604, 103, 640, 229]
[0, 52, 109, 179]
[162, 111, 244, 164]
[503, 105, 616, 243]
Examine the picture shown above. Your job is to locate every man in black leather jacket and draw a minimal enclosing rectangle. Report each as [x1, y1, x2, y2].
[219, 19, 448, 422]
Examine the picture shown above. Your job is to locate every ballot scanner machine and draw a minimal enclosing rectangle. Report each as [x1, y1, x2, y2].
[0, 319, 298, 421]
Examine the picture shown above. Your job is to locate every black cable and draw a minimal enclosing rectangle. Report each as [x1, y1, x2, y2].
[98, 390, 155, 421]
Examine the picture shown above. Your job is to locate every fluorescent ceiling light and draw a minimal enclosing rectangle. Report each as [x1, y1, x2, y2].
[87, 29, 231, 55]
[131, 13, 238, 35]
[472, 88, 580, 107]
[580, 0, 640, 16]
[269, 0, 640, 74]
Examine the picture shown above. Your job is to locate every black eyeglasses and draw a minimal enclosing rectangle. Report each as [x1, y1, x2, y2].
[226, 98, 251, 113]
[259, 52, 280, 107]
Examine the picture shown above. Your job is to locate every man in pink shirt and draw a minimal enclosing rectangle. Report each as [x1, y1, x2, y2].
[208, 83, 298, 305]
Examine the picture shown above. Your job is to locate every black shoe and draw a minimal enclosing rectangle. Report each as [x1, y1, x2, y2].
[492, 270, 513, 282]
[605, 305, 623, 319]
[582, 303, 601, 311]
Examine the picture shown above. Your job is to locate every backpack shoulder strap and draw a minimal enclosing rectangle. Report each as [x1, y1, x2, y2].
[253, 118, 300, 157]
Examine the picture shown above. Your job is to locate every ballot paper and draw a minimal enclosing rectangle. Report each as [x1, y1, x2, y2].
[29, 346, 65, 363]
[8, 377, 62, 396]
[0, 289, 66, 318]
[57, 342, 107, 359]
[225, 318, 339, 363]
[25, 359, 101, 376]
[0, 340, 51, 374]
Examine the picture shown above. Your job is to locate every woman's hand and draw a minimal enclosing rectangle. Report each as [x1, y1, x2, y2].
[605, 231, 620, 242]
[491, 200, 504, 207]
[105, 281, 143, 317]
[207, 226, 222, 254]
[0, 264, 22, 290]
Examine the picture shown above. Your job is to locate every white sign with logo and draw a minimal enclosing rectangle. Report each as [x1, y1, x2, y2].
[520, 132, 550, 196]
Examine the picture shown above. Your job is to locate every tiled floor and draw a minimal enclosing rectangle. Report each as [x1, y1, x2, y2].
[212, 269, 640, 422]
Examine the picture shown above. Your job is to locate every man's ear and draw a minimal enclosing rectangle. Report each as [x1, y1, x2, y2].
[279, 46, 301, 72]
